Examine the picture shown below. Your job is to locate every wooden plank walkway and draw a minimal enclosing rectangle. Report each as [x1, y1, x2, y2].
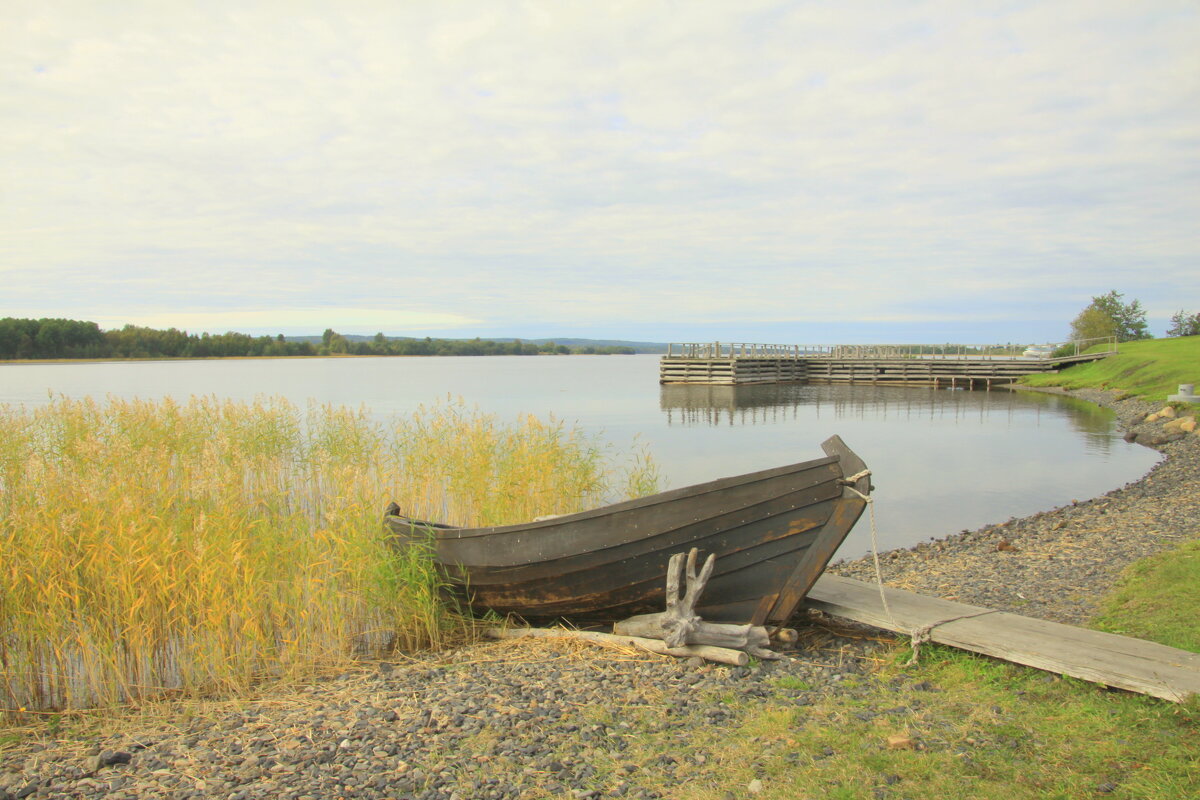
[805, 574, 1200, 702]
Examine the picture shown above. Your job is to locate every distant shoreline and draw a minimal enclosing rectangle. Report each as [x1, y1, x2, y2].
[0, 352, 643, 366]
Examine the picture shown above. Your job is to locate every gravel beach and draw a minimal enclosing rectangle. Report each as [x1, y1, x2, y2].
[3, 388, 1196, 800]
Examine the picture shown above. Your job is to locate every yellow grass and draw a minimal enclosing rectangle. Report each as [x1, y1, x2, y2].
[0, 396, 658, 715]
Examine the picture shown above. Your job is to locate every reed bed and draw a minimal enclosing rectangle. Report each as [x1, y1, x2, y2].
[0, 396, 658, 715]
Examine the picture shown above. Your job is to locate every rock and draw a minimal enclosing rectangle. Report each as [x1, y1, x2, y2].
[747, 778, 763, 794]
[1145, 413, 1160, 423]
[1163, 418, 1190, 434]
[886, 735, 916, 750]
[1160, 406, 1177, 419]
[89, 751, 133, 772]
[996, 539, 1019, 552]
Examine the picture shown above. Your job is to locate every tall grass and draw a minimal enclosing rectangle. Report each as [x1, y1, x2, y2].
[0, 396, 658, 714]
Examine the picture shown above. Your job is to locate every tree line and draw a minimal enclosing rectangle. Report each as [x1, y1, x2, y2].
[0, 318, 634, 360]
[318, 329, 633, 357]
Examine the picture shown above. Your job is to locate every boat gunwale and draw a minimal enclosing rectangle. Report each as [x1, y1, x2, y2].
[386, 452, 842, 541]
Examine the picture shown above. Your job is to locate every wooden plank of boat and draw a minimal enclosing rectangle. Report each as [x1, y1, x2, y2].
[806, 575, 1200, 702]
[385, 435, 871, 627]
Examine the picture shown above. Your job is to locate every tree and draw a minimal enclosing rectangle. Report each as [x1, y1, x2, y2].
[1167, 309, 1200, 337]
[1070, 291, 1151, 343]
[1069, 307, 1117, 342]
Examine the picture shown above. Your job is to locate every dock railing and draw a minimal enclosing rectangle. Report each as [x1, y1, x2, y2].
[665, 337, 1118, 361]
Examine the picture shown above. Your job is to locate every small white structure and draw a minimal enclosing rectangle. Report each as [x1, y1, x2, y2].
[1168, 383, 1197, 403]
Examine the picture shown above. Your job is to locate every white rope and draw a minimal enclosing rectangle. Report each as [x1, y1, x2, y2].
[838, 472, 901, 641]
[840, 470, 997, 664]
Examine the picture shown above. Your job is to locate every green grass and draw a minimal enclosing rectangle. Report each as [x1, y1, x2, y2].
[1092, 538, 1200, 652]
[1022, 337, 1200, 404]
[665, 532, 1200, 799]
[457, 636, 1197, 800]
[695, 645, 1200, 800]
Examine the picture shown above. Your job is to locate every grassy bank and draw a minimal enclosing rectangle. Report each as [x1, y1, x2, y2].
[562, 537, 1200, 798]
[614, 640, 1199, 799]
[0, 396, 657, 715]
[1022, 336, 1200, 403]
[1093, 538, 1200, 652]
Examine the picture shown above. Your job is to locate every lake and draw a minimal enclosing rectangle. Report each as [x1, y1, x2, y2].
[0, 354, 1160, 558]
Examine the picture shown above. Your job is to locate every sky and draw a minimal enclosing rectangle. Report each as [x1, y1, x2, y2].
[4, 1, 1198, 345]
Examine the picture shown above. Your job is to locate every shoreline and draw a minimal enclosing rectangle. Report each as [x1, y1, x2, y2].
[830, 386, 1200, 625]
[3, 387, 1197, 799]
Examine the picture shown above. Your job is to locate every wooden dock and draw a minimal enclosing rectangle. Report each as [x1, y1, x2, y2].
[660, 339, 1117, 387]
[805, 574, 1200, 702]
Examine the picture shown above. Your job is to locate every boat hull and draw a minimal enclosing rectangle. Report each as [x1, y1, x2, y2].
[384, 435, 870, 626]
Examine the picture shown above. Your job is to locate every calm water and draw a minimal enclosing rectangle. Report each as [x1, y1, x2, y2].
[0, 355, 1160, 558]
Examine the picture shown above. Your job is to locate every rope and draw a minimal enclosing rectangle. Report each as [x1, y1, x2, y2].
[838, 468, 993, 664]
[841, 469, 872, 485]
[837, 470, 901, 644]
[906, 610, 998, 664]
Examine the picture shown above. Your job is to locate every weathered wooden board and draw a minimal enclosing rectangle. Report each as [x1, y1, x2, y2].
[805, 574, 1200, 702]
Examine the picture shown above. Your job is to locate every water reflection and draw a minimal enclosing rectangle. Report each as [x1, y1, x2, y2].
[661, 383, 1118, 453]
[657, 381, 1160, 556]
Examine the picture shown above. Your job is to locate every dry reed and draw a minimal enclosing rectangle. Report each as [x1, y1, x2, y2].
[0, 396, 658, 715]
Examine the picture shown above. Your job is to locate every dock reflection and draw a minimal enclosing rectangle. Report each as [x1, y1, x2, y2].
[659, 383, 1116, 444]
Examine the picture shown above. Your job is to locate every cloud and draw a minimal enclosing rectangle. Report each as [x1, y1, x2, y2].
[3, 1, 1198, 338]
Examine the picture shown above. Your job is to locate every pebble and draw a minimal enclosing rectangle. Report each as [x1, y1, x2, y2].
[0, 630, 877, 799]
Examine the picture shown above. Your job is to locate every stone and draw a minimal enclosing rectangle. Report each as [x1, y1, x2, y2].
[886, 734, 916, 750]
[1160, 406, 1177, 419]
[1180, 417, 1197, 433]
[747, 778, 764, 794]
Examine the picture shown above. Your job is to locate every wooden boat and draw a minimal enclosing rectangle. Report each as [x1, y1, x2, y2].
[384, 435, 871, 626]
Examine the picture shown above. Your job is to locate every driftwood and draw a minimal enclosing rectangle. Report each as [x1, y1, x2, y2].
[483, 626, 748, 666]
[613, 549, 781, 659]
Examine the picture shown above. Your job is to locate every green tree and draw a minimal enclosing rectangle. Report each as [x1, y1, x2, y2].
[1070, 291, 1151, 342]
[1166, 309, 1200, 337]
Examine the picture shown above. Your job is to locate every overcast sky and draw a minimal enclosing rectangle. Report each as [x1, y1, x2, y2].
[4, 1, 1198, 343]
